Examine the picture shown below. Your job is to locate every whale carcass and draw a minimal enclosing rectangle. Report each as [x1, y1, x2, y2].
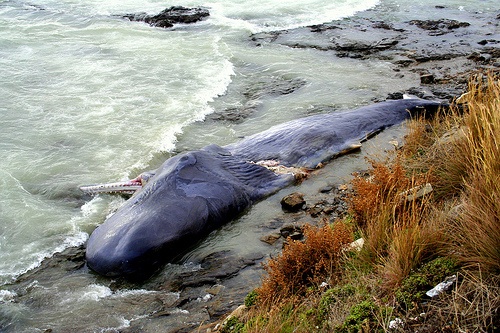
[83, 99, 445, 278]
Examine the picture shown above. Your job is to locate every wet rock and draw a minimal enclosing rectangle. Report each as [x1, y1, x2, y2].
[208, 100, 262, 123]
[260, 232, 281, 245]
[250, 10, 499, 102]
[208, 76, 306, 123]
[372, 21, 394, 30]
[244, 77, 307, 98]
[408, 19, 470, 35]
[280, 223, 304, 240]
[123, 6, 209, 28]
[387, 92, 405, 100]
[420, 74, 435, 84]
[409, 50, 460, 63]
[319, 185, 334, 193]
[206, 284, 225, 296]
[14, 245, 86, 285]
[333, 38, 399, 57]
[301, 184, 352, 220]
[280, 192, 306, 212]
[167, 251, 263, 291]
[307, 204, 325, 217]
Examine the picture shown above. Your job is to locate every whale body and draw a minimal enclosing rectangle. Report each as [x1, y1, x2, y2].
[85, 99, 444, 278]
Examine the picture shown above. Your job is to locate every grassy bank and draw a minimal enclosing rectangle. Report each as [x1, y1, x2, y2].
[216, 73, 500, 333]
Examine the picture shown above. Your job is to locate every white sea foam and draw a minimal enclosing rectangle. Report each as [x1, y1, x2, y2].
[100, 314, 153, 333]
[110, 288, 159, 298]
[59, 284, 112, 305]
[207, 0, 380, 33]
[171, 308, 190, 315]
[0, 290, 17, 303]
[81, 284, 113, 302]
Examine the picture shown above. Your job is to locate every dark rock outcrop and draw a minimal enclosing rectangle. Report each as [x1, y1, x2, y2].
[281, 192, 306, 212]
[165, 251, 263, 291]
[408, 19, 470, 35]
[123, 6, 209, 28]
[208, 76, 307, 123]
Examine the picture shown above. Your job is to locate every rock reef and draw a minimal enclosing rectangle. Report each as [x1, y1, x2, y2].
[123, 6, 209, 28]
[251, 9, 499, 100]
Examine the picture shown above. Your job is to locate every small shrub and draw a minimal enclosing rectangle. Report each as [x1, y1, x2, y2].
[244, 290, 259, 307]
[349, 159, 410, 227]
[258, 222, 353, 304]
[336, 300, 378, 333]
[317, 284, 356, 321]
[220, 316, 244, 333]
[349, 157, 443, 290]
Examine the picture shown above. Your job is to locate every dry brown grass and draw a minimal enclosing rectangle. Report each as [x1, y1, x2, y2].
[371, 72, 500, 287]
[444, 73, 500, 274]
[426, 269, 500, 332]
[402, 103, 468, 201]
[348, 159, 445, 291]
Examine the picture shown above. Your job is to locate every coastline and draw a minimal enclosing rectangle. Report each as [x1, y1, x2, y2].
[2, 3, 498, 333]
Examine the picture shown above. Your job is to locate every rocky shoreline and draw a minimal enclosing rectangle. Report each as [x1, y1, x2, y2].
[3, 4, 499, 333]
[250, 6, 499, 102]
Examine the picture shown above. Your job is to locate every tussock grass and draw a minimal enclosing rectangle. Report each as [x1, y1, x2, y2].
[216, 73, 499, 333]
[445, 74, 500, 274]
[349, 159, 444, 291]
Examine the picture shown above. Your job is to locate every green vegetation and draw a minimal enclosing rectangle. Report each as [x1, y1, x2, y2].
[209, 73, 500, 333]
[395, 257, 458, 309]
[220, 316, 244, 333]
[244, 290, 259, 307]
[317, 284, 356, 322]
[337, 300, 378, 333]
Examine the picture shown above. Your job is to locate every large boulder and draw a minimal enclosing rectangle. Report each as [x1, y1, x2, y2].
[123, 6, 209, 28]
[280, 192, 306, 212]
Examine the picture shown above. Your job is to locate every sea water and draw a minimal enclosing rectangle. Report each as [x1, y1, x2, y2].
[0, 0, 385, 287]
[0, 0, 497, 331]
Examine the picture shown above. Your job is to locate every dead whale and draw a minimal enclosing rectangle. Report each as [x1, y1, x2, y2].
[84, 98, 445, 278]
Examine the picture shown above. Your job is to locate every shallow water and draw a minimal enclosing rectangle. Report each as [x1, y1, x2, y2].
[0, 0, 387, 286]
[0, 0, 498, 331]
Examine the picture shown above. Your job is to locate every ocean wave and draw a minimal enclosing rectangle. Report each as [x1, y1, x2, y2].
[206, 0, 380, 33]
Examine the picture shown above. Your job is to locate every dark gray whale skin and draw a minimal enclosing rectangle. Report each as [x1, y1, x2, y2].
[86, 145, 294, 277]
[85, 99, 444, 278]
[225, 99, 442, 168]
